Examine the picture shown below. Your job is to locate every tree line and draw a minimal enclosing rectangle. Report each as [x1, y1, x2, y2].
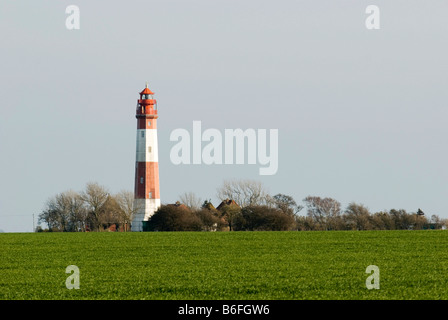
[37, 182, 136, 232]
[38, 180, 447, 232]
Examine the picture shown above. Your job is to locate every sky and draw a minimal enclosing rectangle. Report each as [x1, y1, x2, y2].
[0, 0, 447, 232]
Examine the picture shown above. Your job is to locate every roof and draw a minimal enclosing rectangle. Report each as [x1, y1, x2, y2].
[216, 199, 240, 211]
[167, 201, 189, 210]
[140, 82, 154, 95]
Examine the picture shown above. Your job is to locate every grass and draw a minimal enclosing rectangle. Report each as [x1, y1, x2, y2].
[1, 230, 448, 299]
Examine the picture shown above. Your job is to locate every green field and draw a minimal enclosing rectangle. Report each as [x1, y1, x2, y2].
[1, 230, 448, 300]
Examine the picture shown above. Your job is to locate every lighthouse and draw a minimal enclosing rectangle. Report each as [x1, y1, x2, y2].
[131, 83, 161, 232]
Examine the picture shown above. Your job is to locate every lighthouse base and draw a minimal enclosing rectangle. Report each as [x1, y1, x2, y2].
[131, 198, 161, 232]
[131, 219, 144, 232]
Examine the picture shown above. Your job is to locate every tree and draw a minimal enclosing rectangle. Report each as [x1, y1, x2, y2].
[216, 200, 242, 231]
[303, 196, 342, 230]
[237, 205, 295, 231]
[178, 192, 202, 211]
[195, 208, 224, 231]
[115, 190, 139, 232]
[430, 214, 444, 230]
[295, 215, 318, 231]
[51, 193, 71, 231]
[98, 195, 123, 230]
[147, 204, 203, 231]
[389, 209, 413, 230]
[409, 211, 428, 230]
[38, 190, 87, 232]
[370, 211, 395, 230]
[216, 180, 271, 208]
[66, 190, 88, 232]
[272, 194, 303, 216]
[39, 197, 61, 232]
[344, 203, 372, 230]
[80, 182, 110, 231]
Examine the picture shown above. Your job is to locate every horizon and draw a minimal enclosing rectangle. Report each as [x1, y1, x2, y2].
[1, 1, 447, 232]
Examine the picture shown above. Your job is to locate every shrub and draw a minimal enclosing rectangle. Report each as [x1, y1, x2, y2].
[147, 205, 203, 231]
[235, 205, 295, 231]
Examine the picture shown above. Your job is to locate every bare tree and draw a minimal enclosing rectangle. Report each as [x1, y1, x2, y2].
[115, 190, 139, 232]
[303, 196, 342, 230]
[178, 191, 202, 211]
[65, 190, 88, 232]
[38, 190, 87, 232]
[216, 179, 270, 208]
[371, 211, 395, 230]
[273, 194, 303, 216]
[389, 209, 414, 230]
[98, 194, 123, 230]
[52, 192, 71, 231]
[410, 211, 428, 230]
[80, 182, 110, 231]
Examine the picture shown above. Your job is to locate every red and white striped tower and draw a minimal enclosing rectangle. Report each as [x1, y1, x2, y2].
[131, 83, 160, 232]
